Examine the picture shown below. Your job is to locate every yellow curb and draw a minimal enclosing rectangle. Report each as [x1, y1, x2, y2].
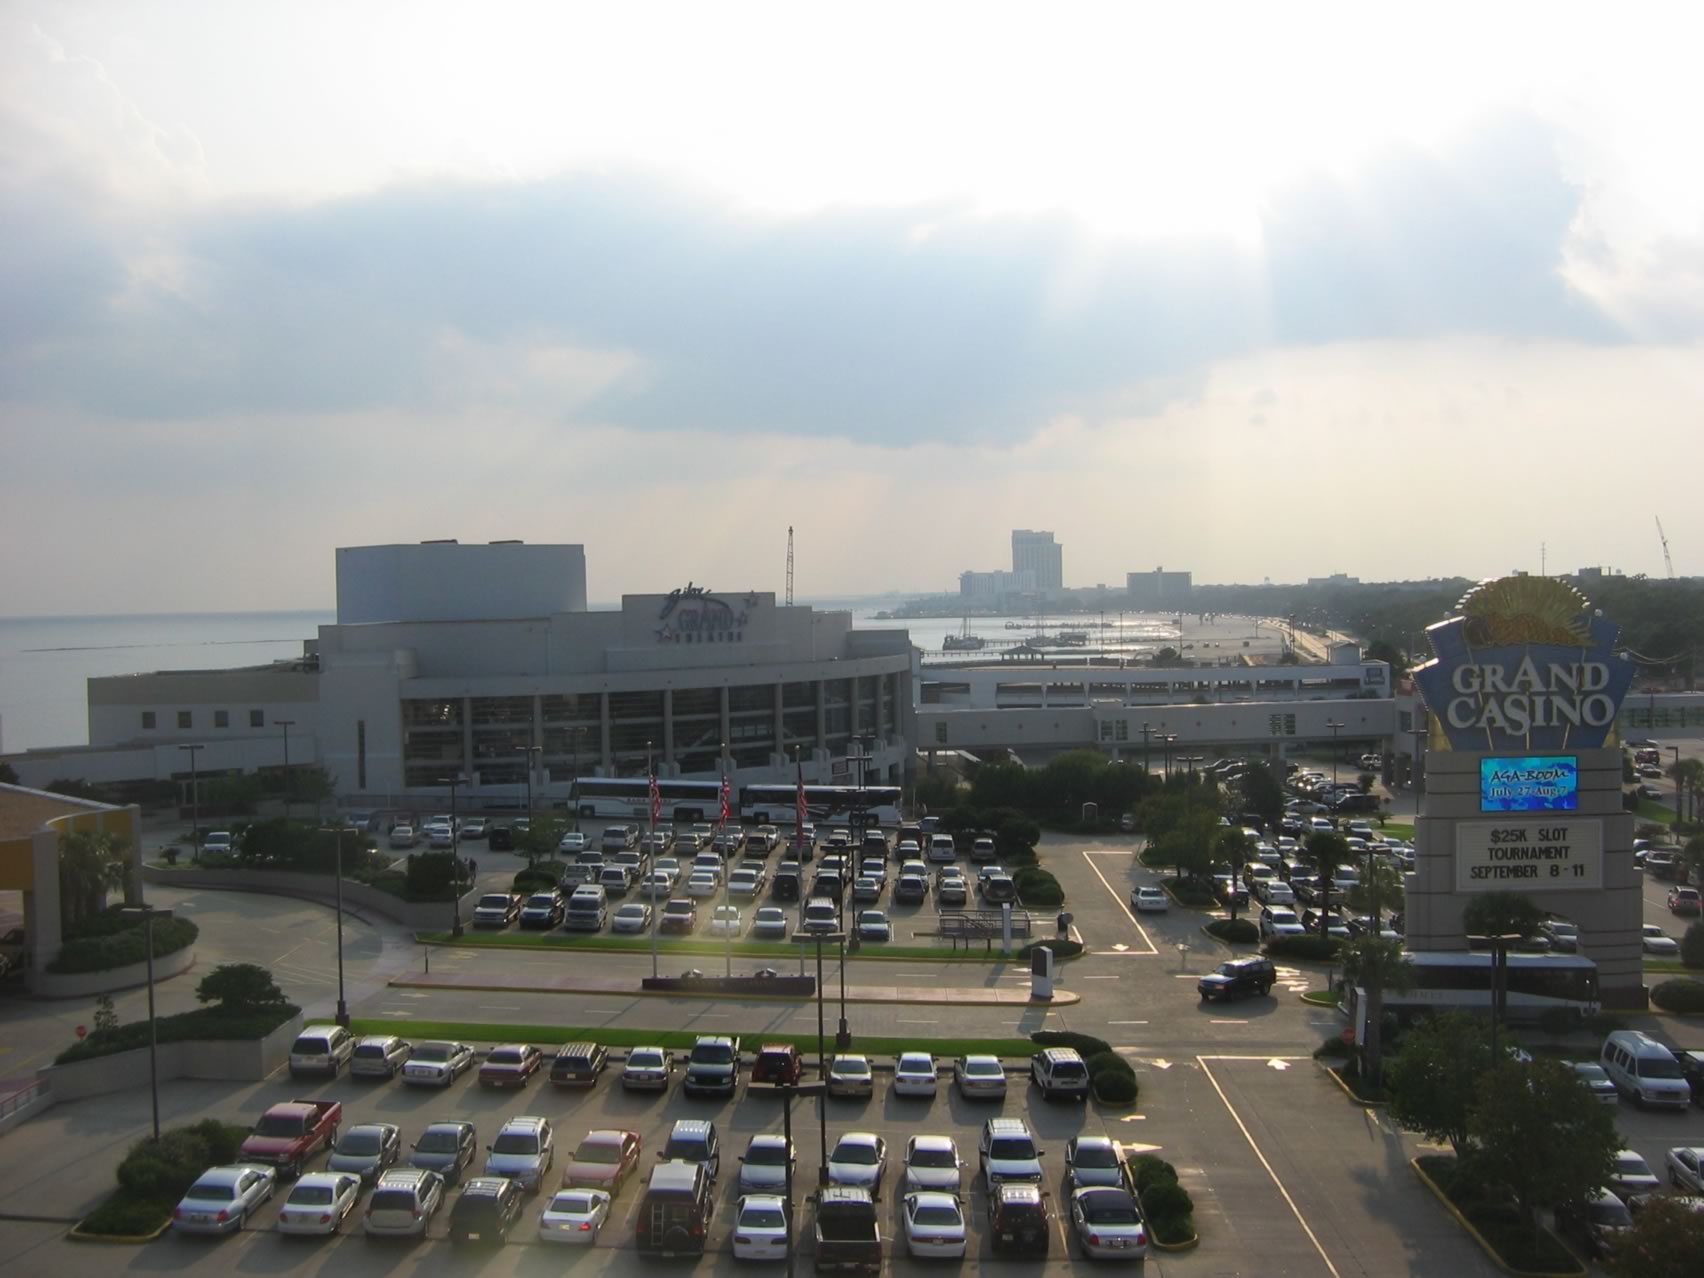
[1321, 1061, 1388, 1108]
[1150, 1231, 1200, 1253]
[67, 1216, 171, 1244]
[1299, 990, 1339, 1007]
[386, 976, 1082, 1008]
[1409, 1159, 1586, 1278]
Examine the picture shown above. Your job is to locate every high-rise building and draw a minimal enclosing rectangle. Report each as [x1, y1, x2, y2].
[1126, 568, 1192, 607]
[1011, 530, 1063, 598]
[959, 569, 1036, 603]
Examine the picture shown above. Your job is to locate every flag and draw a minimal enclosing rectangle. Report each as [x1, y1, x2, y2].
[648, 771, 661, 825]
[718, 775, 731, 830]
[795, 762, 808, 831]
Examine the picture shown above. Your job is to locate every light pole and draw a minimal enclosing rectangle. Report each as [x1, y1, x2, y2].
[779, 1079, 824, 1278]
[1410, 727, 1426, 797]
[1467, 931, 1523, 1060]
[122, 904, 171, 1139]
[523, 743, 543, 842]
[1141, 722, 1151, 778]
[178, 744, 204, 862]
[320, 826, 352, 1026]
[570, 727, 585, 829]
[276, 719, 296, 821]
[720, 741, 733, 979]
[1326, 719, 1345, 789]
[647, 740, 660, 980]
[442, 774, 465, 937]
[805, 930, 845, 1186]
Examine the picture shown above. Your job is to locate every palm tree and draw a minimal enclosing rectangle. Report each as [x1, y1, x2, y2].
[1347, 858, 1406, 923]
[1339, 935, 1413, 1087]
[58, 830, 131, 933]
[1462, 891, 1545, 1045]
[1669, 757, 1704, 823]
[1306, 831, 1350, 938]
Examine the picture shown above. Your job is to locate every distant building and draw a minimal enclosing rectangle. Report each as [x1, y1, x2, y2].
[1011, 530, 1063, 597]
[959, 569, 1035, 603]
[1306, 573, 1361, 587]
[1126, 568, 1192, 607]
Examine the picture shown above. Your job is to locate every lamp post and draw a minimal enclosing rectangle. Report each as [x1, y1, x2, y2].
[778, 1079, 824, 1278]
[805, 930, 845, 1186]
[276, 719, 296, 821]
[647, 740, 660, 980]
[1670, 745, 1683, 820]
[721, 741, 733, 979]
[522, 743, 543, 842]
[1158, 732, 1177, 780]
[320, 826, 352, 1026]
[1141, 722, 1152, 777]
[442, 774, 465, 937]
[121, 904, 171, 1139]
[1326, 719, 1345, 789]
[570, 727, 585, 830]
[1467, 932, 1523, 1059]
[178, 744, 204, 862]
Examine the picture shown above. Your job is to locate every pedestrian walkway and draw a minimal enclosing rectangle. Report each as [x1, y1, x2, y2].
[390, 970, 1079, 1007]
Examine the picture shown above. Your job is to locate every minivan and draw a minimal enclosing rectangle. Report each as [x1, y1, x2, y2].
[636, 1161, 714, 1257]
[601, 824, 638, 853]
[564, 886, 608, 931]
[1600, 1031, 1692, 1108]
[1030, 1047, 1090, 1101]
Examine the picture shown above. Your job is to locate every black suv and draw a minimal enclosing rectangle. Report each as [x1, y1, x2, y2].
[447, 1176, 522, 1245]
[989, 1183, 1051, 1258]
[1197, 956, 1277, 1002]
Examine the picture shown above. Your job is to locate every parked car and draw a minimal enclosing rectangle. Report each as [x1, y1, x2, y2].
[411, 1121, 478, 1186]
[954, 1054, 1008, 1100]
[447, 1176, 523, 1246]
[328, 1122, 403, 1184]
[350, 1035, 412, 1080]
[892, 1052, 938, 1098]
[363, 1167, 444, 1237]
[829, 1054, 875, 1098]
[751, 1043, 804, 1087]
[1030, 1047, 1090, 1101]
[1069, 1185, 1149, 1259]
[827, 1131, 888, 1197]
[660, 1119, 722, 1180]
[902, 1190, 967, 1258]
[903, 1135, 963, 1192]
[1669, 887, 1702, 916]
[172, 1164, 278, 1234]
[561, 1128, 642, 1193]
[473, 892, 524, 928]
[751, 906, 790, 940]
[738, 1134, 796, 1191]
[1571, 1062, 1619, 1105]
[684, 1036, 741, 1097]
[660, 898, 698, 934]
[621, 1045, 673, 1091]
[811, 1185, 882, 1272]
[1643, 924, 1681, 956]
[979, 1117, 1043, 1192]
[550, 1041, 609, 1087]
[855, 909, 891, 942]
[1064, 1136, 1128, 1191]
[241, 1098, 344, 1178]
[479, 1043, 543, 1088]
[610, 902, 652, 933]
[1130, 886, 1168, 914]
[275, 1171, 361, 1235]
[1666, 1146, 1704, 1194]
[988, 1182, 1051, 1258]
[537, 1187, 610, 1244]
[288, 1026, 355, 1078]
[731, 1193, 791, 1261]
[401, 1040, 475, 1087]
[1607, 1148, 1661, 1203]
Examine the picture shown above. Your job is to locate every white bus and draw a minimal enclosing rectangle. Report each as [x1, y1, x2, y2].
[1343, 951, 1600, 1044]
[569, 777, 723, 823]
[737, 784, 903, 828]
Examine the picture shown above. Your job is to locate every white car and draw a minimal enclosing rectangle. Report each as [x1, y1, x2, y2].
[427, 826, 455, 849]
[826, 1132, 887, 1196]
[1667, 1146, 1704, 1194]
[903, 1135, 963, 1192]
[537, 1188, 610, 1244]
[1257, 880, 1296, 906]
[363, 1168, 445, 1237]
[684, 871, 720, 898]
[732, 1194, 791, 1261]
[275, 1171, 361, 1235]
[739, 1134, 796, 1190]
[1642, 925, 1681, 956]
[388, 824, 418, 848]
[902, 1191, 967, 1258]
[172, 1164, 277, 1234]
[1259, 907, 1306, 940]
[558, 832, 588, 855]
[709, 905, 743, 936]
[1571, 1062, 1619, 1105]
[611, 902, 652, 933]
[1130, 886, 1168, 913]
[954, 1054, 1007, 1099]
[828, 1055, 875, 1098]
[400, 1039, 475, 1087]
[459, 818, 488, 840]
[892, 1052, 938, 1098]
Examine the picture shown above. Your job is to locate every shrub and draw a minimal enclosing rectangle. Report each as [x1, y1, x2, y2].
[55, 1003, 299, 1064]
[79, 1189, 172, 1236]
[1013, 867, 1063, 908]
[1141, 1180, 1195, 1224]
[1650, 978, 1704, 1014]
[1157, 875, 1217, 907]
[1030, 1029, 1111, 1059]
[1206, 918, 1258, 943]
[1091, 1070, 1138, 1104]
[1582, 1011, 1628, 1037]
[1016, 939, 1083, 960]
[1682, 921, 1704, 970]
[1264, 934, 1344, 962]
[512, 870, 556, 892]
[46, 916, 198, 974]
[1127, 1154, 1178, 1194]
[1085, 1050, 1134, 1080]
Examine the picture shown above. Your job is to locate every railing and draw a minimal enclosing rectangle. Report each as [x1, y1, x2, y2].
[937, 909, 1035, 950]
[0, 1076, 49, 1124]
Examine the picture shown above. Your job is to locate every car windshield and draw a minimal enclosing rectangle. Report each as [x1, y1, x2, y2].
[899, 1056, 932, 1073]
[551, 1192, 597, 1214]
[832, 1142, 879, 1165]
[1590, 1199, 1634, 1227]
[628, 1051, 664, 1068]
[339, 1130, 384, 1155]
[836, 1059, 870, 1076]
[184, 1181, 236, 1201]
[488, 1049, 525, 1065]
[663, 1136, 708, 1160]
[1081, 1193, 1139, 1224]
[1574, 1065, 1609, 1082]
[912, 1204, 961, 1226]
[493, 1133, 539, 1155]
[288, 1185, 336, 1205]
[617, 905, 644, 917]
[369, 1189, 417, 1212]
[573, 1140, 619, 1163]
[990, 1138, 1037, 1160]
[1073, 1144, 1117, 1167]
[746, 1143, 788, 1164]
[964, 1059, 1000, 1076]
[1636, 1058, 1683, 1079]
[254, 1114, 305, 1137]
[526, 895, 556, 908]
[910, 1147, 956, 1168]
[742, 1206, 787, 1228]
[478, 895, 511, 909]
[413, 1043, 456, 1063]
[691, 1044, 733, 1064]
[417, 1129, 463, 1153]
[1614, 1155, 1650, 1175]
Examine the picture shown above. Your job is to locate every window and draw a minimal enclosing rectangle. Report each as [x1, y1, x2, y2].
[141, 711, 156, 730]
[249, 709, 264, 728]
[935, 721, 949, 744]
[214, 710, 229, 728]
[177, 711, 192, 729]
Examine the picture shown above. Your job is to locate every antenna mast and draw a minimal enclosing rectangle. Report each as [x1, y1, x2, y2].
[1657, 516, 1674, 578]
[785, 525, 795, 605]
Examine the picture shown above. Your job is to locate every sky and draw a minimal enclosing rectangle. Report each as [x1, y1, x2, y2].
[4, 0, 1703, 615]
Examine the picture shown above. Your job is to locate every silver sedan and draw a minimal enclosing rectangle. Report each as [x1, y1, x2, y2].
[172, 1164, 277, 1234]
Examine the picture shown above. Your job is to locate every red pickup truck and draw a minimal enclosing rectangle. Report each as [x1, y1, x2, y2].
[240, 1099, 343, 1178]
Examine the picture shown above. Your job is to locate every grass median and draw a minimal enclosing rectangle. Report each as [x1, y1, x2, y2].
[337, 1017, 1035, 1058]
[419, 930, 1038, 962]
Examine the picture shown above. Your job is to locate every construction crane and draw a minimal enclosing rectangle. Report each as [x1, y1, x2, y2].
[1657, 516, 1674, 578]
[785, 526, 794, 605]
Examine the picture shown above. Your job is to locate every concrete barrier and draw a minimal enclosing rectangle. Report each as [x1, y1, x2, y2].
[40, 1012, 303, 1102]
[33, 942, 197, 1000]
[141, 865, 476, 931]
[642, 975, 817, 997]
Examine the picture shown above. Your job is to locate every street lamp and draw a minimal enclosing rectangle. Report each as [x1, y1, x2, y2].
[120, 904, 171, 1139]
[1140, 722, 1152, 777]
[320, 826, 352, 1026]
[778, 1079, 825, 1278]
[442, 774, 466, 937]
[178, 744, 204, 862]
[1326, 719, 1345, 789]
[522, 743, 543, 838]
[720, 740, 733, 979]
[276, 719, 296, 821]
[800, 930, 846, 1186]
[1466, 931, 1524, 1059]
[647, 739, 660, 981]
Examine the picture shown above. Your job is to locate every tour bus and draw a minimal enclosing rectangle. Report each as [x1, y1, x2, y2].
[738, 784, 903, 828]
[1341, 950, 1600, 1044]
[569, 777, 723, 823]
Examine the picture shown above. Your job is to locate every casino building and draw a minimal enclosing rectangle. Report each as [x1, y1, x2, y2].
[13, 543, 915, 808]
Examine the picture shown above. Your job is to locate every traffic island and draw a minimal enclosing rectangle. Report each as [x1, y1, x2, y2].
[1410, 1156, 1585, 1278]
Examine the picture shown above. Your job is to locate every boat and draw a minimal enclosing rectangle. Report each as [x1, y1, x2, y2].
[943, 617, 987, 651]
[1056, 631, 1089, 646]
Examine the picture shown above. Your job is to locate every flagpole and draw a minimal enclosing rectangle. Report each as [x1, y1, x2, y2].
[647, 740, 658, 980]
[721, 742, 732, 979]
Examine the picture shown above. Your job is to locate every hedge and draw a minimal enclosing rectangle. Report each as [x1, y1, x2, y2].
[1127, 1155, 1194, 1244]
[1159, 876, 1218, 907]
[1091, 1070, 1138, 1103]
[1085, 1051, 1134, 1079]
[1013, 867, 1064, 908]
[1206, 918, 1258, 943]
[1016, 939, 1083, 961]
[1682, 920, 1704, 969]
[54, 1002, 300, 1064]
[78, 1120, 250, 1237]
[1031, 1029, 1111, 1059]
[1263, 934, 1345, 962]
[47, 915, 198, 974]
[1416, 1156, 1579, 1274]
[1650, 978, 1704, 1014]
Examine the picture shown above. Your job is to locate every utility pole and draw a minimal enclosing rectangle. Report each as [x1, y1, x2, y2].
[178, 744, 204, 862]
[276, 719, 296, 821]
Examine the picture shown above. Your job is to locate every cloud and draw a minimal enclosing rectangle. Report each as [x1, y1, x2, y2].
[0, 110, 1657, 446]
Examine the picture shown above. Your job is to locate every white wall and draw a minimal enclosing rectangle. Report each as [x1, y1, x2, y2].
[336, 543, 586, 623]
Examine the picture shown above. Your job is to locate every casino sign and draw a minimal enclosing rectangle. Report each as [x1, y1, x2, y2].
[1411, 577, 1636, 753]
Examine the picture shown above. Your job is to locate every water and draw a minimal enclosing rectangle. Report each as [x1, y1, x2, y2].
[0, 612, 332, 753]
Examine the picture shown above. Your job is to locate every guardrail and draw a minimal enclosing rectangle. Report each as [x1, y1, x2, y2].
[0, 1076, 51, 1134]
[937, 909, 1035, 951]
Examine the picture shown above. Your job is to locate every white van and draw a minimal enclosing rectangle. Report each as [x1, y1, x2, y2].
[1599, 1031, 1691, 1108]
[564, 885, 608, 932]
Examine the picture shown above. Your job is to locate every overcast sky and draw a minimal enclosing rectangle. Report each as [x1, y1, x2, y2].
[4, 0, 1702, 615]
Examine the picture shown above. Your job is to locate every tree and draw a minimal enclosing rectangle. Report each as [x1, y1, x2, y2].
[1668, 757, 1704, 824]
[1610, 1192, 1704, 1277]
[1467, 1057, 1619, 1229]
[1680, 833, 1704, 892]
[1215, 829, 1250, 922]
[1306, 831, 1349, 936]
[1364, 639, 1409, 682]
[1346, 858, 1406, 920]
[1151, 647, 1182, 667]
[1385, 1010, 1497, 1158]
[1153, 808, 1217, 887]
[518, 814, 567, 865]
[0, 762, 18, 785]
[1338, 936, 1413, 1086]
[1462, 891, 1546, 940]
[196, 963, 290, 1017]
[1237, 762, 1286, 832]
[57, 830, 131, 932]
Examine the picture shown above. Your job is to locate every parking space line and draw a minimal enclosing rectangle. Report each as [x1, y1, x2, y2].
[1108, 1019, 1148, 1025]
[1197, 1055, 1342, 1278]
[1079, 851, 1159, 954]
[1209, 1019, 1248, 1025]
